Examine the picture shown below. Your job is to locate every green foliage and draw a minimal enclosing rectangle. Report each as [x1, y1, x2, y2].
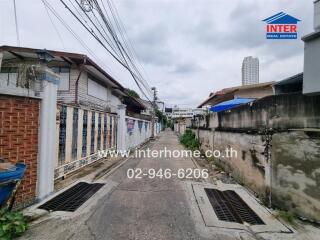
[277, 210, 295, 223]
[166, 120, 174, 130]
[179, 129, 200, 151]
[155, 109, 168, 128]
[0, 208, 28, 240]
[125, 88, 140, 98]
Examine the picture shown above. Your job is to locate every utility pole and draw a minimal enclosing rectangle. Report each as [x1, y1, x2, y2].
[151, 87, 158, 139]
[157, 101, 165, 130]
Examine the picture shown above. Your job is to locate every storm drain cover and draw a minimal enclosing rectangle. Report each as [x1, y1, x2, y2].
[39, 182, 104, 212]
[204, 188, 265, 225]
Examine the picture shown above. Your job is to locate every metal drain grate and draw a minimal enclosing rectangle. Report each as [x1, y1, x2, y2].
[39, 182, 104, 212]
[204, 188, 265, 225]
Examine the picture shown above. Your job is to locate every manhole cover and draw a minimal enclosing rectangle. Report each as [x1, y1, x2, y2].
[205, 188, 265, 225]
[39, 182, 104, 212]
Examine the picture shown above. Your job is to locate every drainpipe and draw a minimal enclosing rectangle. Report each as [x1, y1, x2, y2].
[75, 56, 87, 104]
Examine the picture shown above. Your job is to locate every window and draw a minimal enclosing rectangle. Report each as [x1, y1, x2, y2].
[71, 108, 78, 160]
[52, 67, 70, 91]
[88, 77, 108, 101]
[82, 110, 88, 157]
[0, 67, 18, 88]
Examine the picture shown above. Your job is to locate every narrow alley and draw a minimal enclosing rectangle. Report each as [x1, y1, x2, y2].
[20, 130, 239, 240]
[1, 1, 320, 240]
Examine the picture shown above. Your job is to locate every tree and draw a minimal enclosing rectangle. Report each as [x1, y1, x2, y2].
[155, 108, 168, 129]
[125, 88, 140, 98]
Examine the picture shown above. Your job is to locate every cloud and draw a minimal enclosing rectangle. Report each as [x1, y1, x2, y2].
[130, 24, 175, 66]
[0, 0, 314, 108]
[170, 62, 202, 74]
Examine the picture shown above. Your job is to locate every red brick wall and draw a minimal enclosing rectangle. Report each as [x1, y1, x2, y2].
[0, 95, 40, 206]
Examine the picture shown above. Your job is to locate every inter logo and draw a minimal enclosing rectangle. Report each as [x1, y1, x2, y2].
[263, 12, 300, 39]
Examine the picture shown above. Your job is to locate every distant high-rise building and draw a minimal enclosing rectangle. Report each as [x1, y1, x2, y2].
[242, 56, 259, 85]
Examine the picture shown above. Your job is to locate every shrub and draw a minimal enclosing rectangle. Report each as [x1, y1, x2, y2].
[0, 208, 28, 240]
[180, 129, 200, 151]
[277, 210, 295, 223]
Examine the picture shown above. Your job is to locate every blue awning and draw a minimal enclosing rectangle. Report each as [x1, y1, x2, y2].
[210, 98, 255, 112]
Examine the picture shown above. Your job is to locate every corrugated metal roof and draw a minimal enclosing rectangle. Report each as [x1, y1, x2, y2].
[198, 81, 274, 108]
[0, 45, 125, 91]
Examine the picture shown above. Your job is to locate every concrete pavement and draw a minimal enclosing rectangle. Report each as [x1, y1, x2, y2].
[20, 130, 257, 240]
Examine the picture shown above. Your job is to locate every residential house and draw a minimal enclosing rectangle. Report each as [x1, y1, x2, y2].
[0, 45, 154, 206]
[197, 81, 275, 108]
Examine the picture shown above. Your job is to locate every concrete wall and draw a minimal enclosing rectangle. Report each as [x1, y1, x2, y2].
[194, 127, 320, 222]
[218, 93, 320, 130]
[194, 129, 270, 199]
[193, 129, 214, 152]
[272, 131, 320, 222]
[174, 119, 188, 135]
[192, 93, 320, 221]
[125, 116, 151, 150]
[54, 104, 117, 179]
[174, 122, 186, 135]
[192, 112, 218, 129]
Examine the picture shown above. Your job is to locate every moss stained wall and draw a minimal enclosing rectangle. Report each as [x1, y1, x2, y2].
[272, 131, 320, 222]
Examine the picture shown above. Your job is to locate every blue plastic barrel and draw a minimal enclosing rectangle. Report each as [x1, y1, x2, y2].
[0, 163, 26, 206]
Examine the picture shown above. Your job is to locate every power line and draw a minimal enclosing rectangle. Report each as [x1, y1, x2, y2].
[41, 0, 115, 77]
[43, 2, 66, 50]
[60, 0, 153, 102]
[13, 0, 20, 46]
[73, 0, 123, 61]
[98, 0, 153, 97]
[103, 0, 152, 96]
[74, 0, 153, 98]
[108, 0, 153, 95]
[93, 0, 151, 102]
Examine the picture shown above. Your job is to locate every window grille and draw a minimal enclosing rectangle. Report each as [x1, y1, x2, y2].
[82, 110, 88, 157]
[58, 106, 67, 164]
[90, 112, 95, 154]
[103, 114, 107, 149]
[71, 108, 78, 159]
[97, 113, 101, 150]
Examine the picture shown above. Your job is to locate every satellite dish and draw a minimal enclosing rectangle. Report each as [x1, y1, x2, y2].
[80, 0, 93, 12]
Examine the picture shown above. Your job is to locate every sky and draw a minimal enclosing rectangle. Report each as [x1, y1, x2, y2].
[0, 0, 315, 107]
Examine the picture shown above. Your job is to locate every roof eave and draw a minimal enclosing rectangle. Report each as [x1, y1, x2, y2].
[0, 45, 125, 92]
[302, 30, 320, 42]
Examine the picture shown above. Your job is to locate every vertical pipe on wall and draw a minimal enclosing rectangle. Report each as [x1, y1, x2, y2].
[75, 57, 86, 104]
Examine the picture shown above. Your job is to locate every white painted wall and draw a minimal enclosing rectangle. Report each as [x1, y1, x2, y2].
[38, 70, 58, 200]
[65, 107, 73, 163]
[303, 35, 320, 95]
[57, 68, 123, 112]
[88, 78, 108, 101]
[125, 116, 151, 150]
[54, 105, 118, 179]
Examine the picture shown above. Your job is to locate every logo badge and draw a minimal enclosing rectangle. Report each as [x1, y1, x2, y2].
[263, 12, 300, 39]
